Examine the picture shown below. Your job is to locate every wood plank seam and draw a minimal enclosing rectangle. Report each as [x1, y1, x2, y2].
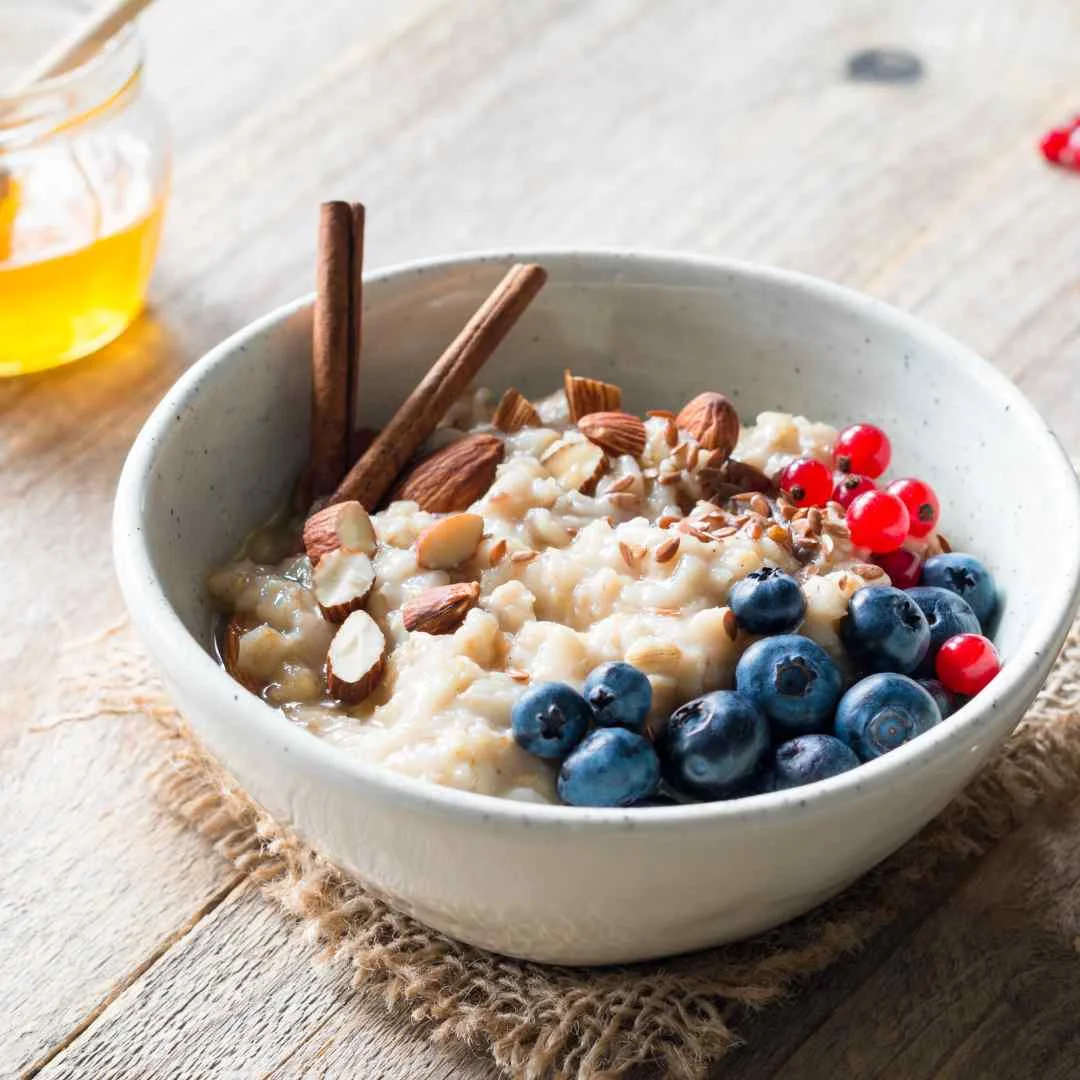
[21, 872, 247, 1079]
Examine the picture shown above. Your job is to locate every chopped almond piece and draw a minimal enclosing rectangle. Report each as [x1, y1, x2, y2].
[492, 388, 540, 432]
[303, 500, 377, 563]
[312, 548, 375, 622]
[563, 369, 622, 421]
[416, 513, 484, 570]
[326, 610, 386, 703]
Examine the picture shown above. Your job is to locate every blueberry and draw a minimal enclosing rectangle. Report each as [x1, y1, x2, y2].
[770, 734, 860, 790]
[735, 634, 843, 739]
[557, 728, 661, 807]
[841, 585, 930, 674]
[921, 553, 998, 627]
[583, 661, 652, 732]
[835, 673, 942, 761]
[511, 682, 592, 760]
[907, 586, 981, 674]
[917, 677, 961, 720]
[729, 567, 806, 634]
[657, 690, 770, 800]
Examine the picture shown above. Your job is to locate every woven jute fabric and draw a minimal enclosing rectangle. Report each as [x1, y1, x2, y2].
[72, 615, 1080, 1080]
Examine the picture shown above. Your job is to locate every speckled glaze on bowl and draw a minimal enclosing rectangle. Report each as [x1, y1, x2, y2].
[113, 251, 1080, 965]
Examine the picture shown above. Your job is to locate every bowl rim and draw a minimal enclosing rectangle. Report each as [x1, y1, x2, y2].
[113, 246, 1080, 832]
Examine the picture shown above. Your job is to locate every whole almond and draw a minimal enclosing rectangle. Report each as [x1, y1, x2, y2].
[675, 392, 740, 460]
[416, 513, 484, 570]
[395, 433, 503, 512]
[563, 369, 622, 421]
[577, 411, 646, 457]
[492, 388, 540, 432]
[402, 582, 481, 634]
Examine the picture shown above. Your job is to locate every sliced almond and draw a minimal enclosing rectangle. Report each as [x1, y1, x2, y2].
[222, 616, 262, 694]
[326, 610, 386, 703]
[395, 433, 503, 513]
[415, 512, 484, 570]
[312, 548, 375, 622]
[303, 500, 377, 563]
[492, 388, 540, 432]
[541, 438, 608, 494]
[577, 411, 646, 457]
[563, 369, 622, 421]
[675, 392, 740, 460]
[402, 581, 480, 634]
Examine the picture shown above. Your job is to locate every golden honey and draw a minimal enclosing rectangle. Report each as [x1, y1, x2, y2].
[0, 180, 166, 375]
[0, 9, 169, 376]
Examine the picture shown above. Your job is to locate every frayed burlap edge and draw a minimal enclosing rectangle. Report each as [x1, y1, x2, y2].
[68, 616, 1080, 1080]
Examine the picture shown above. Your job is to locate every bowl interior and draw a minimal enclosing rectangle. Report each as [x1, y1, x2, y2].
[131, 251, 1078, 718]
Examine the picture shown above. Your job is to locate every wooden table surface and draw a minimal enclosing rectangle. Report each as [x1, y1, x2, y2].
[5, 1, 1080, 1076]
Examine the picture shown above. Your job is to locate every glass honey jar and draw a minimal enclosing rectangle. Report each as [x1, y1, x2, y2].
[0, 4, 170, 376]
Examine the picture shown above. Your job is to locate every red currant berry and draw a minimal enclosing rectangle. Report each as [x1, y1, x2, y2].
[833, 423, 891, 478]
[1040, 127, 1070, 163]
[846, 490, 910, 553]
[886, 478, 940, 539]
[778, 457, 833, 507]
[832, 473, 876, 511]
[873, 548, 921, 588]
[935, 633, 1001, 696]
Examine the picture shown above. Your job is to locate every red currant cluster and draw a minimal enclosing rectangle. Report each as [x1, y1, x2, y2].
[777, 423, 936, 552]
[1040, 117, 1080, 172]
[776, 423, 1001, 697]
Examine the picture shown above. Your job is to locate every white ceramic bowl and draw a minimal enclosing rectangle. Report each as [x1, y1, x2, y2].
[114, 251, 1080, 965]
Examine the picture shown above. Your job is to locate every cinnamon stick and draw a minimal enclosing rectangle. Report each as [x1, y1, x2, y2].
[331, 262, 547, 509]
[348, 202, 365, 465]
[310, 201, 355, 497]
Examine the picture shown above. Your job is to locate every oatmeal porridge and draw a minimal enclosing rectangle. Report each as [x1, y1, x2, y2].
[209, 377, 928, 804]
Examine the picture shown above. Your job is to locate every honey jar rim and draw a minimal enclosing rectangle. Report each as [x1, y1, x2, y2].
[0, 21, 144, 146]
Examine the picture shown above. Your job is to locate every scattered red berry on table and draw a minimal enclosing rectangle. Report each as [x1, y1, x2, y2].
[1040, 117, 1080, 171]
[779, 456, 832, 507]
[847, 490, 910, 553]
[886, 478, 940, 539]
[874, 547, 922, 588]
[832, 473, 876, 510]
[833, 423, 891, 478]
[935, 633, 1001, 695]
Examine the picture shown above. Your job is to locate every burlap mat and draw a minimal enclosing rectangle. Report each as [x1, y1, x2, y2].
[69, 614, 1080, 1080]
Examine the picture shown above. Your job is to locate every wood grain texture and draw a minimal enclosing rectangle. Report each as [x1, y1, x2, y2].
[37, 883, 497, 1080]
[722, 800, 1080, 1080]
[4, 0, 1080, 1075]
